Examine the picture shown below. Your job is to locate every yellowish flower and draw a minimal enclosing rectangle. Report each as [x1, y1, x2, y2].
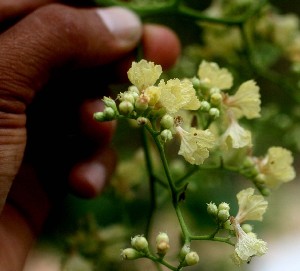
[221, 118, 252, 149]
[224, 80, 261, 119]
[144, 86, 161, 106]
[197, 60, 233, 90]
[158, 79, 201, 114]
[256, 147, 296, 188]
[127, 60, 162, 91]
[176, 126, 215, 165]
[231, 217, 267, 264]
[235, 188, 268, 224]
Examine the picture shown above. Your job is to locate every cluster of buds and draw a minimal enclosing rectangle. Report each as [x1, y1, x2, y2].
[207, 201, 231, 226]
[179, 244, 200, 266]
[121, 235, 149, 260]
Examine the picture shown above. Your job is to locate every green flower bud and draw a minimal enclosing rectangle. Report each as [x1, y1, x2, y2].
[160, 114, 174, 129]
[131, 235, 148, 252]
[102, 96, 117, 111]
[200, 101, 211, 112]
[191, 77, 201, 89]
[185, 251, 199, 266]
[223, 220, 233, 231]
[207, 202, 218, 217]
[156, 232, 170, 256]
[160, 129, 173, 142]
[121, 248, 140, 260]
[209, 87, 221, 95]
[136, 117, 148, 126]
[121, 92, 136, 104]
[218, 209, 230, 222]
[241, 224, 253, 233]
[179, 244, 190, 260]
[128, 85, 139, 94]
[103, 107, 116, 119]
[210, 92, 222, 106]
[218, 202, 230, 211]
[209, 107, 220, 119]
[119, 101, 134, 115]
[135, 94, 149, 112]
[93, 112, 106, 122]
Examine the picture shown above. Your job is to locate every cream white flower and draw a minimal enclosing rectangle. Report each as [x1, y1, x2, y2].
[158, 79, 201, 114]
[235, 188, 268, 223]
[231, 217, 267, 264]
[198, 60, 233, 90]
[221, 118, 252, 149]
[176, 126, 215, 165]
[255, 147, 296, 188]
[127, 60, 162, 91]
[224, 80, 261, 119]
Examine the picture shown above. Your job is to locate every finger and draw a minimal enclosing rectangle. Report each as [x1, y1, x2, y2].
[142, 24, 181, 69]
[68, 147, 116, 198]
[0, 4, 142, 213]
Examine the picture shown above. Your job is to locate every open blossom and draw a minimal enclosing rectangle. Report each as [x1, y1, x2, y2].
[235, 188, 268, 224]
[223, 80, 261, 119]
[197, 60, 233, 90]
[221, 117, 252, 149]
[230, 217, 267, 265]
[255, 147, 296, 188]
[127, 60, 162, 91]
[176, 126, 215, 165]
[158, 79, 201, 114]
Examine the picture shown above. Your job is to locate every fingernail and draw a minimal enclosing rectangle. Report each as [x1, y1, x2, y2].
[96, 7, 142, 48]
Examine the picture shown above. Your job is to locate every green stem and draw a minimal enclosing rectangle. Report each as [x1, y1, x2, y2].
[190, 235, 234, 246]
[141, 127, 157, 238]
[146, 254, 178, 271]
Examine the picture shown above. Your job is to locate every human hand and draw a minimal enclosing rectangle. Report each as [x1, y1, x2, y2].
[0, 1, 180, 270]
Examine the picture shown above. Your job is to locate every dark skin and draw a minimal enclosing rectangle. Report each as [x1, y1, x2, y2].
[0, 1, 181, 270]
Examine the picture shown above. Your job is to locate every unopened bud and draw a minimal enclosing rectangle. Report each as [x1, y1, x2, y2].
[131, 235, 148, 252]
[200, 101, 211, 112]
[191, 77, 201, 89]
[121, 248, 140, 260]
[218, 209, 230, 222]
[93, 112, 106, 122]
[185, 251, 199, 266]
[179, 244, 190, 260]
[103, 107, 116, 119]
[119, 101, 134, 115]
[121, 92, 136, 104]
[241, 224, 253, 233]
[218, 202, 230, 211]
[207, 202, 218, 217]
[156, 232, 170, 256]
[137, 117, 148, 126]
[160, 114, 174, 129]
[135, 94, 149, 111]
[210, 92, 222, 106]
[160, 129, 173, 142]
[102, 96, 117, 111]
[209, 107, 220, 119]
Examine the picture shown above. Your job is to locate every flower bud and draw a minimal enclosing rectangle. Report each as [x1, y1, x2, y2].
[218, 202, 230, 211]
[191, 77, 201, 89]
[218, 209, 230, 222]
[200, 101, 211, 112]
[137, 117, 148, 126]
[128, 85, 139, 94]
[207, 202, 218, 217]
[185, 251, 199, 266]
[209, 108, 220, 119]
[223, 220, 234, 231]
[210, 92, 222, 106]
[121, 92, 136, 104]
[103, 96, 117, 111]
[241, 224, 253, 233]
[209, 87, 221, 95]
[103, 107, 116, 119]
[93, 112, 106, 122]
[135, 94, 149, 112]
[131, 235, 148, 252]
[121, 248, 140, 260]
[160, 129, 173, 142]
[119, 101, 134, 115]
[160, 114, 174, 129]
[156, 232, 170, 256]
[179, 244, 190, 260]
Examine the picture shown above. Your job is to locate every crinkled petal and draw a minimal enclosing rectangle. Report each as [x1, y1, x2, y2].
[198, 60, 233, 90]
[127, 60, 162, 90]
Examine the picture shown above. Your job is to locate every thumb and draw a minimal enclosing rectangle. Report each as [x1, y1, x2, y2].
[0, 4, 142, 212]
